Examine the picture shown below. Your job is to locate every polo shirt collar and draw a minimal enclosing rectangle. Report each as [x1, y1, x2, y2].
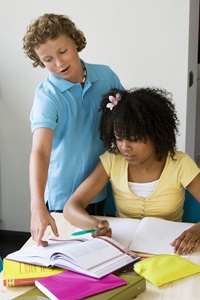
[48, 60, 98, 93]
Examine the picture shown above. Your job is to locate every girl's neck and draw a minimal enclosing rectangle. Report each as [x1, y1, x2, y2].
[128, 156, 167, 183]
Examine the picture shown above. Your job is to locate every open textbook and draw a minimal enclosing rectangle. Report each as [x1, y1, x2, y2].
[128, 217, 194, 255]
[5, 236, 139, 279]
[92, 216, 194, 255]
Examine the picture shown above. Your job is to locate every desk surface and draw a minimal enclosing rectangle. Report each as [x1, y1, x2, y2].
[1, 213, 200, 300]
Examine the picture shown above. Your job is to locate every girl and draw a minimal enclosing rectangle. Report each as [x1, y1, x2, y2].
[63, 87, 200, 255]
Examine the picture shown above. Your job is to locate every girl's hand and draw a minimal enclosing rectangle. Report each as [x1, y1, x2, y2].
[92, 220, 112, 238]
[170, 222, 200, 255]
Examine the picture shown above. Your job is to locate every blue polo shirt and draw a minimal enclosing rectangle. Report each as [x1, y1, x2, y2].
[30, 61, 123, 210]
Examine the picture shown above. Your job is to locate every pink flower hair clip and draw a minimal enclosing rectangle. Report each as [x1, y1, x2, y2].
[106, 93, 121, 110]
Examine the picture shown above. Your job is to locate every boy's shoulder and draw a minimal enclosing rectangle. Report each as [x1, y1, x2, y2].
[83, 61, 112, 73]
[83, 61, 120, 84]
[35, 74, 70, 94]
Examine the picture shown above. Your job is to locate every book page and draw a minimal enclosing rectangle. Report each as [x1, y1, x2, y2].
[129, 217, 194, 254]
[51, 212, 141, 248]
[51, 237, 137, 269]
[5, 239, 83, 266]
[100, 217, 141, 249]
[5, 237, 138, 278]
[72, 216, 141, 249]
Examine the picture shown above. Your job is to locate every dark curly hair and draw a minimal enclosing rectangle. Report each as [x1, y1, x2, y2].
[99, 87, 180, 161]
[23, 13, 87, 68]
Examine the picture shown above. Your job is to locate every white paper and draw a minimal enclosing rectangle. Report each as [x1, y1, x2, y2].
[129, 217, 193, 254]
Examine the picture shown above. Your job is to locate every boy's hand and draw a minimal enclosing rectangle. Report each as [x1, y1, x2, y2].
[31, 208, 59, 246]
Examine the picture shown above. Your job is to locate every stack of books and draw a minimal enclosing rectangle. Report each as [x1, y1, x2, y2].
[12, 271, 146, 300]
[3, 259, 65, 286]
[4, 235, 146, 299]
[5, 236, 139, 278]
[5, 216, 193, 299]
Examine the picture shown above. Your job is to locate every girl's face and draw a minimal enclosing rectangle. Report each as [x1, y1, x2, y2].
[35, 34, 83, 83]
[114, 134, 157, 166]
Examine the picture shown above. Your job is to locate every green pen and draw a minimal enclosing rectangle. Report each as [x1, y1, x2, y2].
[71, 228, 103, 236]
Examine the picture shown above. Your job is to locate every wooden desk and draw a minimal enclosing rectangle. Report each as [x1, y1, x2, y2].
[1, 213, 200, 300]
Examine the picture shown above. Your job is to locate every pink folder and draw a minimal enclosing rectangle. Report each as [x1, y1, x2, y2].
[35, 270, 127, 300]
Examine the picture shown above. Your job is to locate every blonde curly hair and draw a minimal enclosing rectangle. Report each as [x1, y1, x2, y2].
[23, 13, 87, 68]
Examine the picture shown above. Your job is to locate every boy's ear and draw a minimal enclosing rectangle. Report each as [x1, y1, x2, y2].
[72, 34, 78, 49]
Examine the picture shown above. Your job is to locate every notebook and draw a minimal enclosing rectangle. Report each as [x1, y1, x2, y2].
[35, 270, 127, 300]
[13, 271, 146, 300]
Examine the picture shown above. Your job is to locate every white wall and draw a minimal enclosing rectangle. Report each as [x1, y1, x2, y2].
[0, 0, 199, 231]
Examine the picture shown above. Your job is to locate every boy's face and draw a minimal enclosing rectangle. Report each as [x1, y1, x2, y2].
[35, 34, 82, 83]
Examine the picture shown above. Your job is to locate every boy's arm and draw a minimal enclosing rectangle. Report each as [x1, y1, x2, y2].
[29, 128, 59, 246]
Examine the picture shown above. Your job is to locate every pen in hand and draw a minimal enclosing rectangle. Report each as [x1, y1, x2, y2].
[71, 228, 103, 236]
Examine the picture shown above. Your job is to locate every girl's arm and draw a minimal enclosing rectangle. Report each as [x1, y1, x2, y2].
[63, 161, 111, 236]
[171, 173, 200, 254]
[30, 128, 59, 246]
[186, 172, 200, 203]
